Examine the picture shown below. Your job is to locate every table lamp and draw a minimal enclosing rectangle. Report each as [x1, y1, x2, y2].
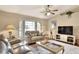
[6, 24, 15, 40]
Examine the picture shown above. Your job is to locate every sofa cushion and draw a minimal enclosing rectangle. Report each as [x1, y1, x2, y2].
[32, 36, 43, 41]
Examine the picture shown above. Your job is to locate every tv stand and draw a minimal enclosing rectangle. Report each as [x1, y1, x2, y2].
[56, 34, 75, 45]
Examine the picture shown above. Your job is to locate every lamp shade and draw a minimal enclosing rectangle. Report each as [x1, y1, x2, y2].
[6, 25, 15, 30]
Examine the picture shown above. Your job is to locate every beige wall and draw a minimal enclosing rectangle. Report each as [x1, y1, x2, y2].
[1, 10, 79, 39]
[0, 11, 48, 38]
[48, 12, 79, 39]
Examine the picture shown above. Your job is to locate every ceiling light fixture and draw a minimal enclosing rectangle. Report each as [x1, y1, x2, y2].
[46, 12, 51, 16]
[41, 5, 58, 16]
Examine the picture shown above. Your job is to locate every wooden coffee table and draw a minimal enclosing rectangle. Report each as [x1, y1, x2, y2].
[37, 42, 64, 54]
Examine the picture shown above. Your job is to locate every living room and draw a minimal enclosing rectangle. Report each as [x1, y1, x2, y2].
[0, 5, 79, 54]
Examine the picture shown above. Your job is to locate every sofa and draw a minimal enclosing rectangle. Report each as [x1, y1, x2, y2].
[25, 31, 44, 42]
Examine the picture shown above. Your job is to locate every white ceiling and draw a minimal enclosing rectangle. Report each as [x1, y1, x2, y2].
[0, 5, 79, 19]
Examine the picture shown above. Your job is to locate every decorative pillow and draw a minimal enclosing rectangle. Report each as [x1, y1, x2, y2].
[10, 39, 21, 45]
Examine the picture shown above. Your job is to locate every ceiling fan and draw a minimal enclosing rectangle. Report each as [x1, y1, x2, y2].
[41, 5, 58, 16]
[60, 11, 79, 17]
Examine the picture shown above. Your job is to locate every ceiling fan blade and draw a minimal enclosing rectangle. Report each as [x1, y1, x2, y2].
[60, 13, 66, 15]
[50, 11, 55, 15]
[60, 11, 75, 16]
[51, 12, 55, 15]
[52, 9, 58, 11]
[40, 11, 46, 13]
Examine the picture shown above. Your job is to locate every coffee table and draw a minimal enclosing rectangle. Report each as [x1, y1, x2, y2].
[37, 42, 64, 54]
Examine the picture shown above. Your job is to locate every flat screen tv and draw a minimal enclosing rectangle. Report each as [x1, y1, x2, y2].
[58, 26, 73, 35]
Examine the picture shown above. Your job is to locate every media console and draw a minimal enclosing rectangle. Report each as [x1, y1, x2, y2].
[55, 34, 75, 45]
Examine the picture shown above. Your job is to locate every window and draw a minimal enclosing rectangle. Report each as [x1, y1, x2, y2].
[19, 20, 41, 38]
[37, 22, 41, 32]
[25, 21, 35, 31]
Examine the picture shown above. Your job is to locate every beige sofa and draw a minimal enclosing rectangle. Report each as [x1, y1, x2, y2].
[25, 31, 44, 42]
